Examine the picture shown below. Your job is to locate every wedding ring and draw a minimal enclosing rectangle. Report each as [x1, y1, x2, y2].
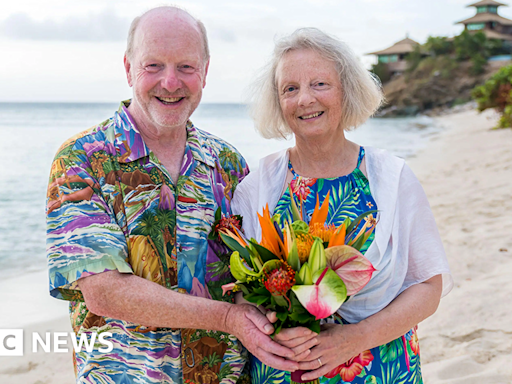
[317, 358, 322, 367]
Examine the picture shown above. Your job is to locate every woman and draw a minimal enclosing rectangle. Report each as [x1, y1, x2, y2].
[232, 28, 452, 383]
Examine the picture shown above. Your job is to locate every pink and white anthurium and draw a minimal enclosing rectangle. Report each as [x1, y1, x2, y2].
[325, 245, 376, 296]
[292, 267, 347, 320]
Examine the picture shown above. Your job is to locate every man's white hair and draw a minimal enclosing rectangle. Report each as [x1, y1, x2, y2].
[125, 5, 209, 63]
[249, 27, 383, 139]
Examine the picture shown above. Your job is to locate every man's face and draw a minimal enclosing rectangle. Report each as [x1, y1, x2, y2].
[125, 14, 208, 134]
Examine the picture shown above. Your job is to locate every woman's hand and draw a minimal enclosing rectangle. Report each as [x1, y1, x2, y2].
[266, 312, 318, 361]
[296, 323, 366, 381]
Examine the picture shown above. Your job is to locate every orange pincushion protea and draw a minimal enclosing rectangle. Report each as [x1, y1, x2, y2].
[309, 222, 336, 243]
[296, 233, 315, 263]
[262, 262, 296, 296]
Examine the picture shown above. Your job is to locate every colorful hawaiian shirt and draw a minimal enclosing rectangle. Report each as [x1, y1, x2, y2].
[46, 101, 250, 384]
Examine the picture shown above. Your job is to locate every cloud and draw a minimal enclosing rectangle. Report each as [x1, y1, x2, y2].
[0, 9, 130, 41]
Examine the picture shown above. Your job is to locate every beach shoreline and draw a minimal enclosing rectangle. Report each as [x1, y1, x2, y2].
[1, 107, 511, 383]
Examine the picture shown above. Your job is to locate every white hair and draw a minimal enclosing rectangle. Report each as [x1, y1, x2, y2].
[249, 27, 383, 139]
[125, 5, 209, 63]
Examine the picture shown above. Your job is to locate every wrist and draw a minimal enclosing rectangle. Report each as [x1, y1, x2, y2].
[351, 320, 372, 352]
[220, 303, 239, 335]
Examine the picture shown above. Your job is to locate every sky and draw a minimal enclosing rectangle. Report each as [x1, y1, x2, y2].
[0, 0, 504, 103]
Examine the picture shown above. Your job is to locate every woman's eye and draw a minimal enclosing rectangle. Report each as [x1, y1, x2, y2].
[316, 82, 325, 87]
[285, 86, 296, 93]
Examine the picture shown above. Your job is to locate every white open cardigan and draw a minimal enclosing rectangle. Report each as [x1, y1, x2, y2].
[231, 146, 453, 324]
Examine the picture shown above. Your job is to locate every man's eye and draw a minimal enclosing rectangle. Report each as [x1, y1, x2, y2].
[145, 64, 160, 71]
[316, 82, 326, 87]
[181, 65, 195, 72]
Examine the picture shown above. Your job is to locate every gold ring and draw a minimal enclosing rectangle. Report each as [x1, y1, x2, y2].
[317, 358, 322, 367]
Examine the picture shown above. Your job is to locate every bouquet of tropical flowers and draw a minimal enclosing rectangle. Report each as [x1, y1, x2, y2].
[210, 193, 377, 383]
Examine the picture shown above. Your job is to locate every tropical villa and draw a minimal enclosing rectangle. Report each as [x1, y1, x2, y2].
[368, 0, 512, 76]
[456, 0, 512, 41]
[367, 37, 420, 76]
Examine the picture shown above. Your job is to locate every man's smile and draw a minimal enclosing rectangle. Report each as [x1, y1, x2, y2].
[155, 96, 185, 105]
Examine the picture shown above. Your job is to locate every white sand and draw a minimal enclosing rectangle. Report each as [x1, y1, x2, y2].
[0, 108, 510, 383]
[0, 271, 75, 383]
[409, 109, 512, 383]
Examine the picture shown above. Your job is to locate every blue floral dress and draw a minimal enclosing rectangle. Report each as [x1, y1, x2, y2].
[250, 147, 423, 384]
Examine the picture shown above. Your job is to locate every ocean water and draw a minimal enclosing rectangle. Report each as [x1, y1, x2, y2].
[0, 102, 441, 280]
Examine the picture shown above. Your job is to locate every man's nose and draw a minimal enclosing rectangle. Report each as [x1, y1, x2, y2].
[298, 88, 315, 107]
[161, 67, 181, 92]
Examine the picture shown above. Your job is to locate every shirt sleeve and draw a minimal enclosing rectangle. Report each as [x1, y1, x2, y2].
[397, 164, 453, 297]
[46, 146, 133, 301]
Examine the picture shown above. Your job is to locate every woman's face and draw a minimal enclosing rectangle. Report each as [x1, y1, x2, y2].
[276, 49, 343, 141]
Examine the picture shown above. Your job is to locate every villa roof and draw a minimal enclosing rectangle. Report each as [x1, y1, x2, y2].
[478, 28, 512, 39]
[467, 0, 507, 7]
[367, 37, 419, 56]
[456, 12, 512, 25]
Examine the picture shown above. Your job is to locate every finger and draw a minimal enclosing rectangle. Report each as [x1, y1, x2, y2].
[291, 336, 319, 356]
[297, 357, 325, 371]
[254, 347, 300, 372]
[256, 305, 267, 315]
[245, 307, 274, 335]
[289, 348, 310, 362]
[254, 332, 296, 359]
[301, 364, 335, 382]
[278, 335, 315, 349]
[274, 327, 315, 342]
[266, 311, 277, 323]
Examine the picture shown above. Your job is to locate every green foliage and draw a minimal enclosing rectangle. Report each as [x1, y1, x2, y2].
[405, 45, 423, 73]
[404, 31, 505, 79]
[371, 61, 392, 84]
[454, 30, 488, 61]
[470, 53, 487, 75]
[472, 64, 512, 128]
[424, 36, 454, 56]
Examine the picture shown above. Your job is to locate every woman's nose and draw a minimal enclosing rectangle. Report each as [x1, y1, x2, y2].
[298, 88, 315, 107]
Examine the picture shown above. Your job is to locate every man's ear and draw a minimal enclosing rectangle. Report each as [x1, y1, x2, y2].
[124, 55, 133, 87]
[203, 59, 210, 88]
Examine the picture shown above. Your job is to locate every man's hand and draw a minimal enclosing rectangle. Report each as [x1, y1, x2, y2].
[225, 304, 300, 372]
[265, 311, 318, 362]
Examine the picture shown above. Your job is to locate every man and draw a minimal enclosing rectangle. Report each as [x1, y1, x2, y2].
[46, 6, 302, 383]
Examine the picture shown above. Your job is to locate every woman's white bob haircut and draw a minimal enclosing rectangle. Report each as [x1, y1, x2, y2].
[249, 28, 384, 139]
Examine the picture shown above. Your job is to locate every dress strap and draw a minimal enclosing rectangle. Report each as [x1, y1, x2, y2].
[287, 160, 299, 177]
[356, 146, 365, 169]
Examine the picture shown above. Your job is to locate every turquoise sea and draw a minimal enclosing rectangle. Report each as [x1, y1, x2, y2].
[0, 102, 441, 280]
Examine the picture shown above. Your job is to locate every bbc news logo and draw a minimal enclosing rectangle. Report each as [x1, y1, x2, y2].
[0, 329, 113, 356]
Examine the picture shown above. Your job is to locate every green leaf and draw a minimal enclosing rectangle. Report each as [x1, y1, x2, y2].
[220, 233, 252, 264]
[272, 294, 288, 308]
[249, 240, 279, 263]
[308, 321, 321, 334]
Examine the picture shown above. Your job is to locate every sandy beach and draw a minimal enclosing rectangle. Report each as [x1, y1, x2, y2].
[0, 107, 511, 383]
[410, 108, 512, 383]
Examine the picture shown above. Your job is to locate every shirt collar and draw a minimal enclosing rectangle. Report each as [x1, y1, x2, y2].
[113, 100, 215, 168]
